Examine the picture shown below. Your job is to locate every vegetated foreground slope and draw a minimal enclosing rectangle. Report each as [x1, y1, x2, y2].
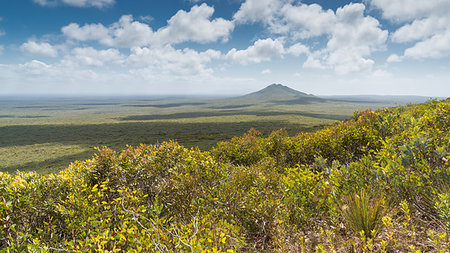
[1, 99, 449, 251]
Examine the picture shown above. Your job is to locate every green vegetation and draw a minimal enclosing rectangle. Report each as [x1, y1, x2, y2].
[1, 98, 449, 252]
[0, 90, 397, 173]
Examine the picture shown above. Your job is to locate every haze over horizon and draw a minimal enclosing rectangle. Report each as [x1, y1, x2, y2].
[1, 0, 450, 97]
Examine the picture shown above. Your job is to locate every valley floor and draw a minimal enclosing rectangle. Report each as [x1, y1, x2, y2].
[0, 95, 398, 174]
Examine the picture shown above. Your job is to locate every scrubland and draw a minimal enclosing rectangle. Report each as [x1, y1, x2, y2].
[1, 98, 449, 251]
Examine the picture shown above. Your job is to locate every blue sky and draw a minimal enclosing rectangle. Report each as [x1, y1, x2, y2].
[0, 0, 449, 96]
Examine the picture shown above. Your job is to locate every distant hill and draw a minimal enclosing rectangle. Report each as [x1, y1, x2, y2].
[216, 83, 442, 106]
[234, 84, 325, 105]
[320, 95, 443, 104]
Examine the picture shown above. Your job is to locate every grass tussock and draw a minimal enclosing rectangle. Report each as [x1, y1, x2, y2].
[337, 189, 390, 239]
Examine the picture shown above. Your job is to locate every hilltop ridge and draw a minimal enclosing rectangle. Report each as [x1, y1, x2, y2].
[233, 83, 324, 104]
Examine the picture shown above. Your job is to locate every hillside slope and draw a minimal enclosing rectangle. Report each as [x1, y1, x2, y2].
[1, 98, 449, 251]
[226, 83, 325, 105]
[241, 83, 317, 99]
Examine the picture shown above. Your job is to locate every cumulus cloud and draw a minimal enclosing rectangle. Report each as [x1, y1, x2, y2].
[18, 60, 53, 76]
[233, 0, 288, 24]
[127, 46, 221, 77]
[62, 4, 233, 48]
[226, 38, 286, 64]
[154, 3, 234, 44]
[20, 41, 59, 57]
[370, 0, 450, 60]
[319, 3, 387, 74]
[261, 69, 272, 74]
[287, 43, 309, 56]
[62, 15, 153, 48]
[279, 3, 335, 38]
[372, 69, 392, 78]
[391, 16, 450, 43]
[65, 47, 124, 66]
[369, 0, 450, 22]
[0, 45, 4, 55]
[33, 0, 114, 8]
[293, 3, 387, 74]
[233, 1, 387, 74]
[403, 30, 450, 59]
[62, 23, 110, 43]
[386, 54, 403, 63]
[226, 38, 308, 65]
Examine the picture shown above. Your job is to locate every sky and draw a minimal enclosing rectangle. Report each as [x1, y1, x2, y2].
[0, 0, 450, 96]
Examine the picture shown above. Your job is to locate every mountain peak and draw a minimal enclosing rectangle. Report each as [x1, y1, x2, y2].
[247, 84, 310, 98]
[267, 83, 285, 88]
[234, 84, 323, 104]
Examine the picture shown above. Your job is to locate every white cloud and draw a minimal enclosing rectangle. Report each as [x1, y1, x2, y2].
[18, 60, 53, 75]
[233, 0, 288, 24]
[324, 49, 375, 74]
[0, 45, 4, 55]
[139, 15, 154, 23]
[62, 15, 153, 48]
[287, 3, 387, 74]
[303, 51, 326, 69]
[279, 3, 335, 38]
[20, 41, 59, 57]
[65, 47, 123, 66]
[0, 58, 264, 95]
[62, 23, 110, 43]
[226, 38, 307, 65]
[391, 16, 450, 43]
[369, 0, 450, 22]
[62, 0, 114, 8]
[370, 0, 450, 60]
[127, 45, 221, 77]
[403, 30, 450, 59]
[233, 1, 388, 74]
[261, 69, 272, 74]
[0, 59, 138, 95]
[33, 0, 114, 8]
[372, 69, 392, 78]
[318, 3, 387, 74]
[226, 38, 286, 64]
[108, 15, 154, 48]
[287, 43, 309, 56]
[62, 4, 233, 48]
[154, 3, 234, 44]
[386, 54, 403, 63]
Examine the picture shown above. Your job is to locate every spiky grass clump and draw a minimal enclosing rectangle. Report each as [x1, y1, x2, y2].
[338, 188, 389, 238]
